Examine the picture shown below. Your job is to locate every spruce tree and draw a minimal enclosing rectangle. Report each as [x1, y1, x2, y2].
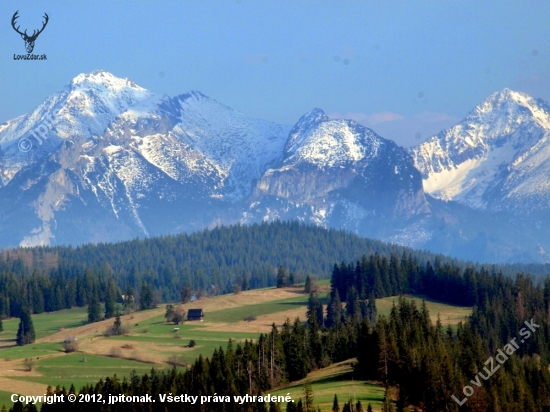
[123, 284, 134, 314]
[112, 312, 123, 335]
[10, 401, 23, 412]
[332, 394, 340, 412]
[277, 266, 287, 288]
[87, 286, 102, 323]
[288, 272, 295, 286]
[23, 403, 38, 412]
[303, 382, 314, 412]
[305, 275, 311, 291]
[242, 274, 249, 291]
[365, 292, 377, 324]
[326, 289, 343, 328]
[16, 306, 35, 346]
[140, 282, 154, 310]
[381, 388, 394, 412]
[180, 285, 192, 303]
[104, 280, 117, 319]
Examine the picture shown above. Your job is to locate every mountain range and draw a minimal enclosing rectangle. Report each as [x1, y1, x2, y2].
[1, 71, 549, 263]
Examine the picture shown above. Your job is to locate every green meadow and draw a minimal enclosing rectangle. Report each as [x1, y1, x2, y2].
[271, 361, 385, 411]
[0, 287, 471, 410]
[0, 307, 89, 345]
[204, 295, 313, 323]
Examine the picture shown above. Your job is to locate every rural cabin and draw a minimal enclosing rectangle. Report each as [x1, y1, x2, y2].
[187, 308, 204, 321]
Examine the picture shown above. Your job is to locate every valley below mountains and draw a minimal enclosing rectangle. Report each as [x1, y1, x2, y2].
[1, 71, 549, 263]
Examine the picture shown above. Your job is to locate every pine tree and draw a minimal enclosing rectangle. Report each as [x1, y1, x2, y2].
[367, 404, 373, 412]
[288, 272, 295, 286]
[242, 274, 249, 291]
[303, 382, 314, 412]
[381, 388, 394, 412]
[16, 306, 35, 346]
[10, 401, 23, 412]
[277, 266, 288, 288]
[104, 280, 117, 319]
[140, 282, 154, 310]
[0, 315, 3, 332]
[326, 289, 343, 328]
[180, 285, 192, 303]
[332, 394, 340, 412]
[123, 284, 134, 314]
[87, 292, 102, 323]
[113, 313, 122, 334]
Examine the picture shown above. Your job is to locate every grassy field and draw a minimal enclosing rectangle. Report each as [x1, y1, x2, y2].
[377, 294, 472, 326]
[205, 295, 313, 323]
[0, 307, 89, 348]
[271, 361, 385, 411]
[9, 353, 164, 392]
[0, 286, 471, 410]
[0, 390, 15, 410]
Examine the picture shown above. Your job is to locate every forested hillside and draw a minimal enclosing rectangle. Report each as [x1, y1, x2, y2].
[0, 222, 449, 318]
[12, 248, 549, 411]
[1, 221, 550, 321]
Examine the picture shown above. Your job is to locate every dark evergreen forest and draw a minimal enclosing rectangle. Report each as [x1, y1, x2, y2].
[0, 221, 455, 319]
[3, 221, 550, 411]
[6, 251, 550, 411]
[2, 221, 550, 320]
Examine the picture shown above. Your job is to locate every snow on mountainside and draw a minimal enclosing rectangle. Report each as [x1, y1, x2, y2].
[412, 89, 550, 213]
[250, 109, 429, 224]
[3, 73, 550, 262]
[0, 71, 289, 246]
[174, 91, 290, 200]
[282, 109, 376, 168]
[0, 71, 158, 186]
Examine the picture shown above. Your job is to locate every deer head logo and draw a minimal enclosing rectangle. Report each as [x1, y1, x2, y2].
[11, 11, 49, 54]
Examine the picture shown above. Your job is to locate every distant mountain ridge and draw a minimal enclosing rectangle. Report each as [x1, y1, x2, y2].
[1, 71, 550, 263]
[412, 88, 550, 215]
[247, 108, 429, 226]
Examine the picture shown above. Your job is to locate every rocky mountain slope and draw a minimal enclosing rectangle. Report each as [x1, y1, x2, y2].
[245, 108, 429, 229]
[0, 71, 290, 245]
[1, 72, 550, 263]
[412, 89, 550, 215]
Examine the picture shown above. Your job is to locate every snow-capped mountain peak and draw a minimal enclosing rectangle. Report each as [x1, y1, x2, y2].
[412, 88, 550, 213]
[63, 70, 158, 125]
[0, 71, 161, 186]
[71, 70, 144, 91]
[281, 108, 392, 169]
[283, 108, 328, 157]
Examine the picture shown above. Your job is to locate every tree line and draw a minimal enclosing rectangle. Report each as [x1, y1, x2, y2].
[6, 249, 550, 410]
[0, 221, 496, 306]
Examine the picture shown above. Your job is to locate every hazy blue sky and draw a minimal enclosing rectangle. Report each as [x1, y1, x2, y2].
[1, 1, 549, 146]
